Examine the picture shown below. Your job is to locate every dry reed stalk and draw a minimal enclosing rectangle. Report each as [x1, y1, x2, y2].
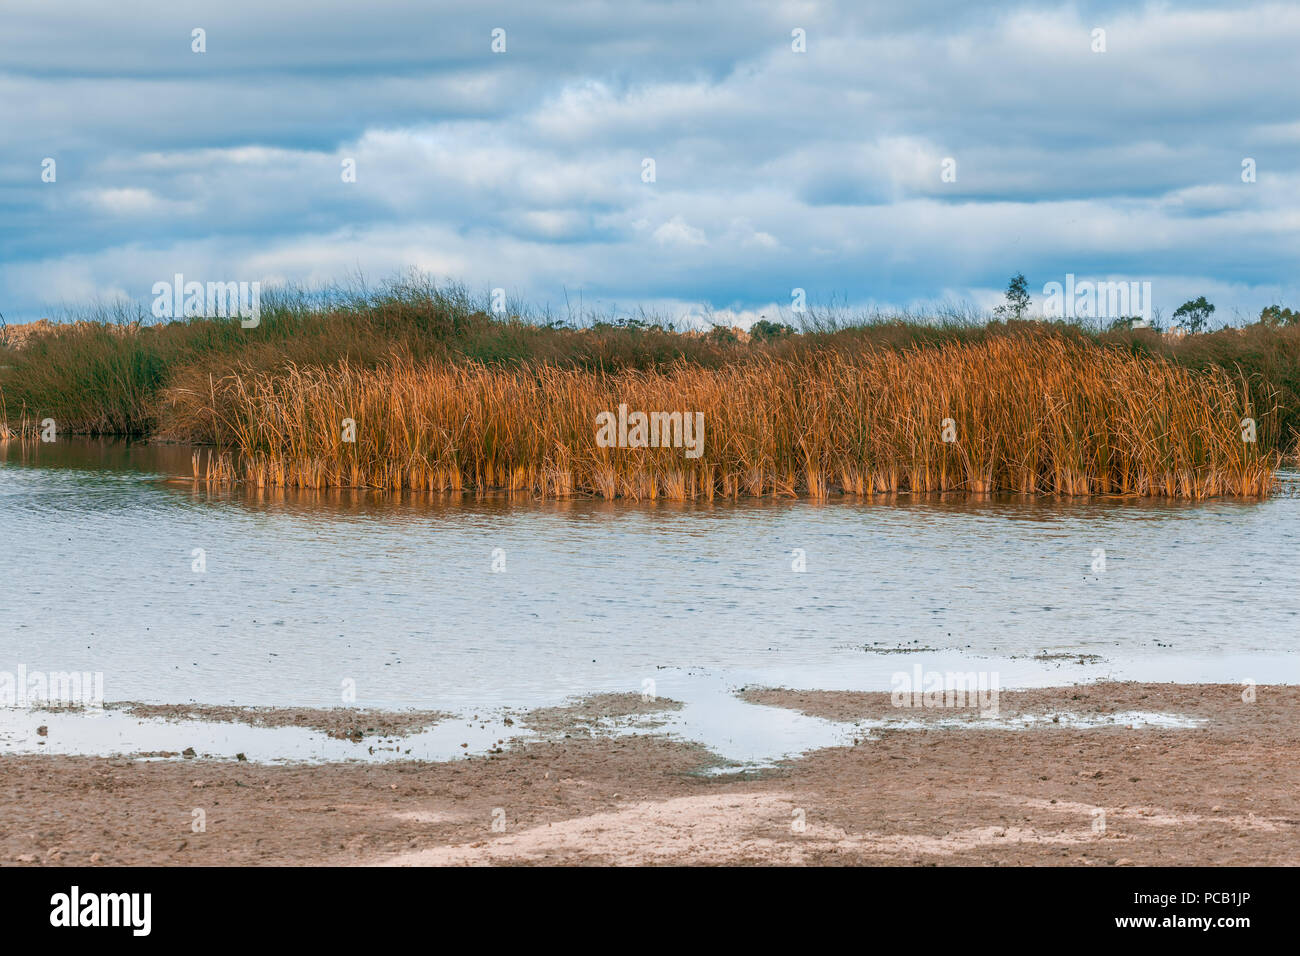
[166, 336, 1278, 499]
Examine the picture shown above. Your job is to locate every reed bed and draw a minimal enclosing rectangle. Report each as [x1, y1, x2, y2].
[170, 336, 1277, 499]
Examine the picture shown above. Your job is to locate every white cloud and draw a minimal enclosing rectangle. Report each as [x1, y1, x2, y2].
[652, 216, 709, 247]
[2, 0, 1299, 322]
[80, 188, 196, 216]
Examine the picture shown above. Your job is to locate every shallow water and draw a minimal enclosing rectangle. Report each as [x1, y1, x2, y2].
[0, 699, 1202, 768]
[2, 439, 1296, 765]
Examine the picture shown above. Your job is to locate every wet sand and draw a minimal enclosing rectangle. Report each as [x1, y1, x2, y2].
[2, 683, 1295, 866]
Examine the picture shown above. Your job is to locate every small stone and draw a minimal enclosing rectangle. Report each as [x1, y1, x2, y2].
[36, 726, 48, 737]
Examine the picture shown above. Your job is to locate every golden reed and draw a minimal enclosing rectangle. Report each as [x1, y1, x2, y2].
[170, 336, 1277, 499]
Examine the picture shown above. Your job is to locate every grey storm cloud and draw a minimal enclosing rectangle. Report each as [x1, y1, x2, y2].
[2, 0, 1298, 323]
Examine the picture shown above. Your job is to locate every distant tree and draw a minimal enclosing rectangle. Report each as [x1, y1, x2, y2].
[993, 273, 1031, 320]
[706, 325, 739, 345]
[591, 316, 665, 333]
[1260, 305, 1299, 327]
[1173, 296, 1215, 334]
[750, 318, 795, 342]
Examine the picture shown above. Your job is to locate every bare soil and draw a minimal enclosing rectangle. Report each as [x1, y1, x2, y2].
[2, 683, 1295, 866]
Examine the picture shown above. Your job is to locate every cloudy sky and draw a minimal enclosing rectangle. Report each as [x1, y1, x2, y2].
[3, 0, 1297, 326]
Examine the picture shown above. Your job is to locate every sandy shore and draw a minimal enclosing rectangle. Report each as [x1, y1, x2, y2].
[2, 683, 1296, 866]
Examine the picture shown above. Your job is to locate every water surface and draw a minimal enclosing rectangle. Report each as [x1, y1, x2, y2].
[2, 440, 1296, 751]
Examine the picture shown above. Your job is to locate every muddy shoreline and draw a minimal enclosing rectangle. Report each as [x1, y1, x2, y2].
[2, 683, 1296, 866]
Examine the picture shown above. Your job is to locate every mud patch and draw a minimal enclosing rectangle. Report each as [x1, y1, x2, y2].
[520, 693, 683, 737]
[113, 702, 449, 740]
[735, 682, 1277, 729]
